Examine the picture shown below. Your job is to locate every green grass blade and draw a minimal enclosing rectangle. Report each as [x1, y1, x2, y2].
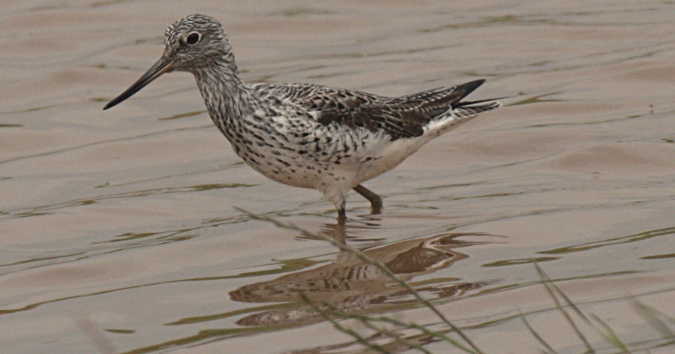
[323, 307, 476, 353]
[534, 262, 595, 354]
[590, 313, 632, 353]
[317, 299, 434, 354]
[300, 293, 393, 354]
[357, 317, 434, 354]
[519, 308, 558, 354]
[634, 300, 675, 339]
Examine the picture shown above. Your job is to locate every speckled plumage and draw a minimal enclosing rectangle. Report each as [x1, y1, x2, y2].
[105, 14, 501, 219]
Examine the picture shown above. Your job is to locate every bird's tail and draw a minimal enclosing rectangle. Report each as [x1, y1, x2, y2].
[452, 100, 502, 119]
[423, 80, 502, 134]
[451, 80, 504, 117]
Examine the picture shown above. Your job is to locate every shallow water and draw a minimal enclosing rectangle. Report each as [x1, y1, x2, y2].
[1, 1, 674, 353]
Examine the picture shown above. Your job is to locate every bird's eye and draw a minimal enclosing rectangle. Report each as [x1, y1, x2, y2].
[186, 32, 200, 45]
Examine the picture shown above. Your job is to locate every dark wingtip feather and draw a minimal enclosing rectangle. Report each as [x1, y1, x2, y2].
[453, 79, 486, 101]
[452, 79, 511, 109]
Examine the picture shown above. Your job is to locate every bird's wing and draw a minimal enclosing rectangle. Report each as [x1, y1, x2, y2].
[252, 80, 491, 140]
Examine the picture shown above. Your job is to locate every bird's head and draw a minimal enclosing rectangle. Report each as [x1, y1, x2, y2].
[104, 14, 232, 110]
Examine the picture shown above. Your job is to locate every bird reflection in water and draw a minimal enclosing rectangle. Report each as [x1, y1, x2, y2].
[229, 227, 494, 327]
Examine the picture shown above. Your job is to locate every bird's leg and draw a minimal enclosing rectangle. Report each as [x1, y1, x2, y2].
[353, 184, 382, 214]
[337, 201, 347, 225]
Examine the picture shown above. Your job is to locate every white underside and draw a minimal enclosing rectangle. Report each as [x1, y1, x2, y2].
[314, 112, 477, 208]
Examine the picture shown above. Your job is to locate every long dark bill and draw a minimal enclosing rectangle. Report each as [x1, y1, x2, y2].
[103, 57, 174, 110]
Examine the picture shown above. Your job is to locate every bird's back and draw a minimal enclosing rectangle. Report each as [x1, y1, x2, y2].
[250, 80, 500, 142]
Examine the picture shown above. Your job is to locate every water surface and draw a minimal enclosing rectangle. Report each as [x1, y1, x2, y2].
[1, 1, 674, 353]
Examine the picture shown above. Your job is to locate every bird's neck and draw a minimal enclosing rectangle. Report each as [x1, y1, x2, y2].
[193, 60, 251, 136]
